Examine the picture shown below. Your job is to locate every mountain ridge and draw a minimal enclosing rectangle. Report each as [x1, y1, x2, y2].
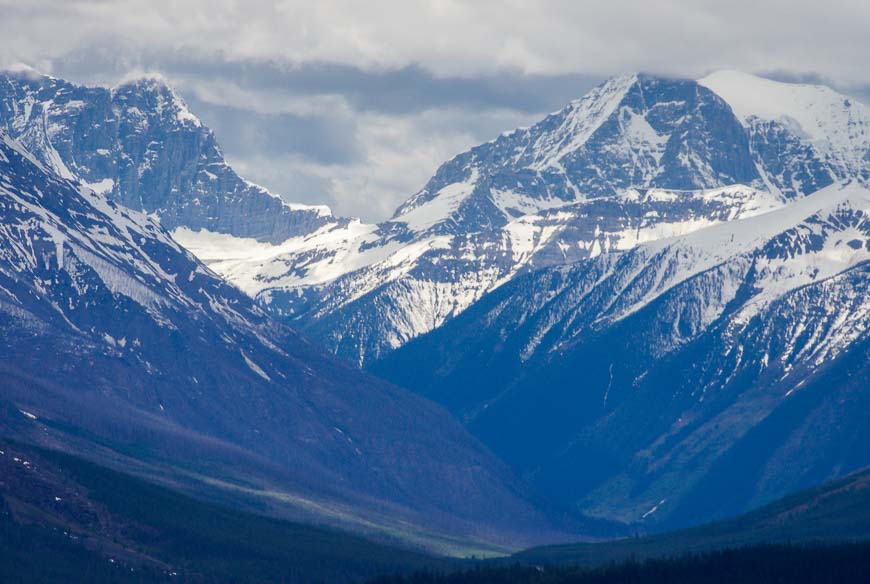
[0, 68, 340, 243]
[514, 462, 870, 566]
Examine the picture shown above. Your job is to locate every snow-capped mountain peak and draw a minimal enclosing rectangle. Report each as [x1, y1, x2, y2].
[700, 70, 870, 195]
[0, 68, 338, 243]
[111, 74, 203, 128]
[391, 72, 759, 236]
[526, 72, 639, 171]
[699, 70, 867, 142]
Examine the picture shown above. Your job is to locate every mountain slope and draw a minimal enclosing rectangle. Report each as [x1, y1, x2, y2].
[374, 181, 870, 528]
[0, 439, 455, 584]
[5, 439, 870, 584]
[238, 183, 780, 364]
[0, 130, 560, 554]
[514, 463, 870, 566]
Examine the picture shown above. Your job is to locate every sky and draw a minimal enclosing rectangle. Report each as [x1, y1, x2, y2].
[2, 0, 869, 221]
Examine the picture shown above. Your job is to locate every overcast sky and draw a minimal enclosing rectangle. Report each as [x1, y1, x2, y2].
[2, 0, 869, 221]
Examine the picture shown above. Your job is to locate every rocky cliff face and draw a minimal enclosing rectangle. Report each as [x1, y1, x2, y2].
[0, 70, 338, 243]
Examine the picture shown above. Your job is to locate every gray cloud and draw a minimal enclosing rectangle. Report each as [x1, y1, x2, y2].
[2, 1, 868, 220]
[51, 48, 602, 115]
[5, 1, 870, 82]
[182, 95, 365, 166]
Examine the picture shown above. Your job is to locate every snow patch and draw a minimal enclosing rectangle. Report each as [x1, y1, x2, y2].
[241, 350, 271, 381]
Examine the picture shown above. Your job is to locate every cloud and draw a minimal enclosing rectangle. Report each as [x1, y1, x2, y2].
[2, 1, 869, 220]
[5, 1, 870, 82]
[183, 94, 364, 166]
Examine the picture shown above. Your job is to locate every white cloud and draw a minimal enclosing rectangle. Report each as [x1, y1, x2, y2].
[4, 1, 869, 83]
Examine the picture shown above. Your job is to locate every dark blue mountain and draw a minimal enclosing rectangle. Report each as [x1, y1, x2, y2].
[0, 130, 561, 554]
[374, 181, 870, 529]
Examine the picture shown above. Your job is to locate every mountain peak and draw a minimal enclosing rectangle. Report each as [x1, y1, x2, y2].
[111, 73, 202, 127]
[0, 62, 53, 81]
[700, 70, 869, 194]
[0, 70, 340, 242]
[699, 70, 867, 133]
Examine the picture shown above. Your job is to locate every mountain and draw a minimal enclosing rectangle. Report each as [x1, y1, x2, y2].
[0, 439, 454, 584]
[0, 129, 561, 554]
[169, 72, 868, 364]
[4, 68, 866, 534]
[374, 181, 870, 528]
[0, 67, 339, 243]
[6, 70, 864, 365]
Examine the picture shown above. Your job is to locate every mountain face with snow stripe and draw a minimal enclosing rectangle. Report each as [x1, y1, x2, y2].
[274, 185, 781, 363]
[392, 74, 761, 235]
[373, 181, 870, 528]
[700, 70, 870, 198]
[0, 130, 563, 554]
[0, 70, 338, 243]
[174, 183, 776, 364]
